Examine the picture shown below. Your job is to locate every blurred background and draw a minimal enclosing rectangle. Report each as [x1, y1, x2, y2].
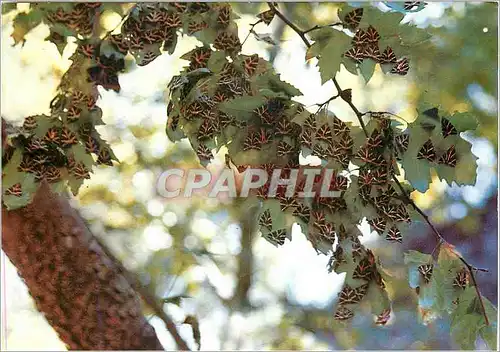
[1, 2, 497, 350]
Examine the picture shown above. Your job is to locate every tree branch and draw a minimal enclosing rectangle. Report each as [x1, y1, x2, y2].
[2, 118, 191, 349]
[1, 182, 165, 350]
[92, 235, 191, 350]
[267, 3, 490, 326]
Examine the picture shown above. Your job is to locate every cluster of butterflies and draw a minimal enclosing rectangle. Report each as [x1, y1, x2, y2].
[301, 113, 354, 170]
[44, 2, 102, 38]
[342, 8, 410, 75]
[416, 263, 468, 288]
[331, 244, 390, 322]
[2, 123, 91, 197]
[106, 2, 243, 69]
[416, 117, 459, 167]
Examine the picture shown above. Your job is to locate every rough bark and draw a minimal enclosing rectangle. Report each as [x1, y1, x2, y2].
[2, 181, 165, 350]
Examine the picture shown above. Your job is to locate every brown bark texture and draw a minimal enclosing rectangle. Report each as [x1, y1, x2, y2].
[2, 181, 165, 350]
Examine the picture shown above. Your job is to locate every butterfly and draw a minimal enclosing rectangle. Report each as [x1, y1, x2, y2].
[259, 209, 273, 230]
[375, 309, 391, 325]
[263, 229, 287, 246]
[453, 268, 468, 289]
[368, 217, 387, 235]
[257, 9, 275, 25]
[5, 183, 22, 197]
[386, 226, 402, 243]
[441, 117, 458, 138]
[344, 47, 364, 63]
[316, 123, 333, 143]
[391, 58, 410, 75]
[243, 54, 260, 76]
[417, 139, 436, 161]
[196, 143, 212, 161]
[380, 46, 398, 64]
[338, 283, 369, 305]
[217, 5, 231, 27]
[352, 29, 368, 46]
[366, 26, 380, 43]
[343, 8, 363, 30]
[293, 203, 311, 223]
[418, 264, 433, 284]
[334, 306, 354, 321]
[353, 258, 373, 281]
[277, 141, 295, 157]
[72, 163, 91, 179]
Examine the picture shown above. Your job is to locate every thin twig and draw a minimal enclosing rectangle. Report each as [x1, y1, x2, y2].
[315, 93, 340, 113]
[267, 2, 490, 326]
[241, 19, 263, 46]
[267, 3, 310, 48]
[365, 110, 410, 124]
[303, 22, 343, 35]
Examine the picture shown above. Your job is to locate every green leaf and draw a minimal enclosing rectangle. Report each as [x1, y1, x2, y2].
[397, 23, 432, 47]
[316, 31, 351, 84]
[2, 149, 23, 188]
[448, 111, 479, 133]
[166, 115, 186, 142]
[359, 7, 405, 38]
[359, 59, 376, 84]
[479, 324, 497, 351]
[2, 3, 17, 15]
[451, 314, 483, 350]
[207, 51, 227, 73]
[34, 115, 59, 138]
[67, 176, 85, 196]
[69, 144, 95, 168]
[478, 296, 498, 350]
[404, 250, 433, 265]
[45, 28, 68, 56]
[2, 172, 38, 210]
[404, 250, 433, 289]
[307, 27, 337, 42]
[435, 138, 477, 187]
[219, 95, 266, 120]
[450, 287, 478, 328]
[305, 42, 321, 61]
[399, 123, 435, 192]
[259, 89, 287, 99]
[164, 32, 178, 55]
[11, 10, 43, 45]
[193, 28, 217, 46]
[366, 284, 391, 316]
[401, 155, 431, 193]
[268, 74, 302, 97]
[341, 57, 358, 76]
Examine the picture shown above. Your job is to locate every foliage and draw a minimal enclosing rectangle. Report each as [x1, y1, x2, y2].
[1, 2, 496, 350]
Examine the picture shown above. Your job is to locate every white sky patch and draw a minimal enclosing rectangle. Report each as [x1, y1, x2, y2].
[162, 211, 178, 227]
[143, 224, 172, 251]
[147, 199, 165, 217]
[191, 218, 217, 240]
[132, 169, 155, 201]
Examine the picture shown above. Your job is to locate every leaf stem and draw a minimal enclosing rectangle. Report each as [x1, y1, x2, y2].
[268, 2, 490, 326]
[302, 22, 343, 35]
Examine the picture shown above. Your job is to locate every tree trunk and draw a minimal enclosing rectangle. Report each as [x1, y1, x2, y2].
[2, 181, 165, 350]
